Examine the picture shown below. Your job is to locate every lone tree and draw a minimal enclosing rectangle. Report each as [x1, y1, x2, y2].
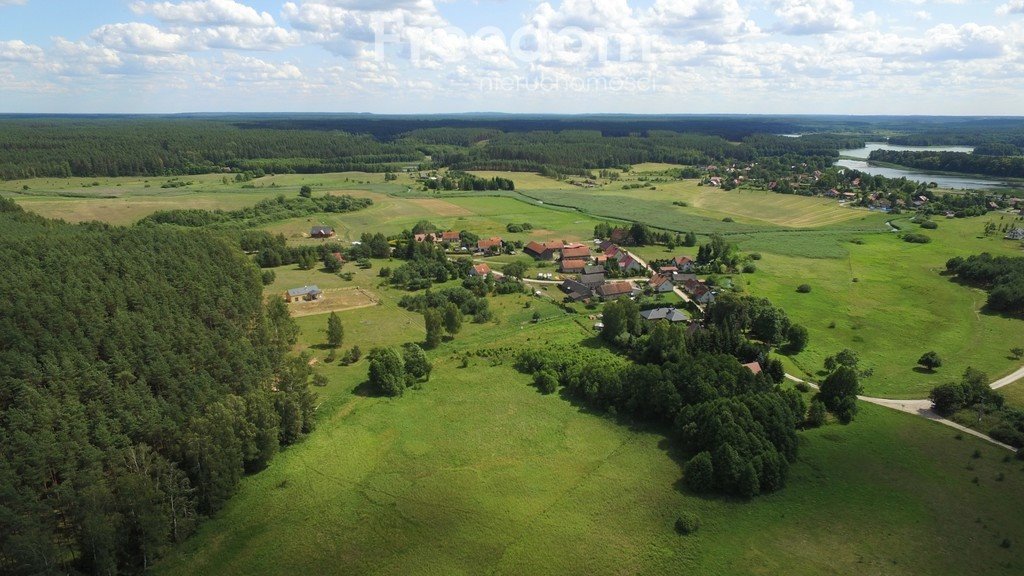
[368, 347, 405, 397]
[918, 351, 943, 371]
[401, 343, 432, 384]
[786, 324, 809, 353]
[442, 302, 463, 336]
[327, 312, 344, 348]
[818, 366, 861, 424]
[299, 185, 313, 198]
[502, 261, 528, 280]
[424, 308, 444, 349]
[824, 348, 859, 373]
[1011, 347, 1024, 360]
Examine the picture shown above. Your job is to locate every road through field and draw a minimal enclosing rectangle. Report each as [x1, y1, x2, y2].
[785, 369, 1024, 451]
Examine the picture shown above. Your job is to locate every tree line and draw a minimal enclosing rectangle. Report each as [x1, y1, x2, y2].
[946, 253, 1024, 313]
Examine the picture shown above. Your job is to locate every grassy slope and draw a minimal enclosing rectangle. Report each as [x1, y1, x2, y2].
[153, 262, 1024, 575]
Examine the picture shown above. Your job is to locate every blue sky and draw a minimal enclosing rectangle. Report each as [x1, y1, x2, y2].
[1, 0, 1023, 114]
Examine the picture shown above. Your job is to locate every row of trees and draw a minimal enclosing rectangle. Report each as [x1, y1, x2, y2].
[143, 194, 373, 230]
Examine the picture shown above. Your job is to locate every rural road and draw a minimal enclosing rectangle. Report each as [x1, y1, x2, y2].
[784, 371, 1024, 451]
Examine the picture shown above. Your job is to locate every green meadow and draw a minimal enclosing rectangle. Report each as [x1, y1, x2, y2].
[152, 258, 1024, 576]
[5, 170, 1024, 574]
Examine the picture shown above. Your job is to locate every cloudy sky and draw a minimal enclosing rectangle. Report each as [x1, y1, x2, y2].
[1, 0, 1023, 114]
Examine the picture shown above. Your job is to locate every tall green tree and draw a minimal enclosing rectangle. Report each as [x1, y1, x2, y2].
[819, 366, 861, 424]
[327, 312, 344, 348]
[424, 309, 444, 349]
[442, 302, 463, 336]
[402, 343, 432, 384]
[368, 347, 406, 397]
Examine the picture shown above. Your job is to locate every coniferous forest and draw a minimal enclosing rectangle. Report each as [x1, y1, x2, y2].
[0, 198, 316, 574]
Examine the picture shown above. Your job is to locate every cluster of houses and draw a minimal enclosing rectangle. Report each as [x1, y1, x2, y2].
[520, 239, 644, 303]
[413, 230, 506, 254]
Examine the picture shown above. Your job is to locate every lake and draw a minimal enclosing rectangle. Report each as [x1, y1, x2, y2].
[836, 142, 1007, 190]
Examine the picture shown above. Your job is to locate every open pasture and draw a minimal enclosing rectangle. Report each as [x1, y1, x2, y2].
[154, 259, 1024, 576]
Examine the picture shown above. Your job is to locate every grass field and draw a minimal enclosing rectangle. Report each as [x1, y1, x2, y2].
[153, 261, 1024, 575]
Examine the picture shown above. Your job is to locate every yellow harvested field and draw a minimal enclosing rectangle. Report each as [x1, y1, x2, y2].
[407, 198, 475, 217]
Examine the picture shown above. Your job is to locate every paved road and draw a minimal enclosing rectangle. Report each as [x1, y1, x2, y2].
[784, 373, 1021, 451]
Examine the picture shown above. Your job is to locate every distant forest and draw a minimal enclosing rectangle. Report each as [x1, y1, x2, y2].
[2, 114, 1024, 181]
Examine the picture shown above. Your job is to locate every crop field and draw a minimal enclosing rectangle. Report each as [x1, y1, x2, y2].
[154, 257, 1024, 576]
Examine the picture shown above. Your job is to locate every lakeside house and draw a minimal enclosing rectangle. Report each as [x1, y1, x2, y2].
[285, 285, 322, 302]
[310, 226, 335, 239]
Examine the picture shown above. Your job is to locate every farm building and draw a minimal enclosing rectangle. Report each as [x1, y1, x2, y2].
[285, 285, 322, 303]
[560, 259, 588, 274]
[579, 272, 607, 288]
[1006, 228, 1024, 241]
[596, 281, 639, 300]
[310, 226, 335, 239]
[560, 280, 593, 302]
[442, 230, 462, 243]
[524, 241, 562, 260]
[560, 244, 591, 260]
[743, 362, 763, 375]
[639, 308, 690, 323]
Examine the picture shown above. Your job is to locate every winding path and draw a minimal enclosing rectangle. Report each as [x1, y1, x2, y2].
[785, 367, 1024, 451]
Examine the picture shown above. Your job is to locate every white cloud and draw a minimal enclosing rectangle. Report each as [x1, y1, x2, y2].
[645, 0, 759, 43]
[91, 23, 188, 54]
[0, 39, 44, 62]
[0, 0, 28, 6]
[997, 1, 1024, 16]
[131, 0, 276, 26]
[772, 0, 861, 35]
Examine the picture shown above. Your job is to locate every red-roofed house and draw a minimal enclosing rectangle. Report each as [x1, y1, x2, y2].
[673, 256, 695, 271]
[524, 241, 561, 260]
[469, 263, 492, 277]
[560, 259, 587, 274]
[617, 254, 645, 274]
[743, 362, 762, 375]
[596, 281, 640, 300]
[560, 245, 591, 260]
[649, 274, 674, 293]
[477, 237, 503, 253]
[442, 230, 462, 243]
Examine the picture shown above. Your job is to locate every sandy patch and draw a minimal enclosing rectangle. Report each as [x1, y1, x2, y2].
[288, 287, 380, 318]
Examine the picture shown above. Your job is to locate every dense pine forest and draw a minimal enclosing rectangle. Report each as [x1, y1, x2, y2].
[0, 198, 316, 574]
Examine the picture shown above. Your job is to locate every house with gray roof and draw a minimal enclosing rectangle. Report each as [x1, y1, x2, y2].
[639, 308, 690, 323]
[285, 285, 322, 303]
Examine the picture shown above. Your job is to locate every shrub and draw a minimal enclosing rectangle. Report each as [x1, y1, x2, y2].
[722, 217, 735, 223]
[903, 233, 932, 244]
[989, 425, 1024, 448]
[796, 284, 812, 293]
[674, 512, 701, 535]
[794, 381, 811, 393]
[920, 220, 938, 230]
[742, 263, 757, 274]
[534, 370, 559, 394]
[749, 252, 762, 260]
[806, 399, 827, 428]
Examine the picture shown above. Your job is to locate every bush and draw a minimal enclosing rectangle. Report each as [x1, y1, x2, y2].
[989, 425, 1024, 448]
[903, 233, 932, 244]
[674, 512, 701, 535]
[742, 263, 757, 274]
[920, 220, 938, 230]
[534, 370, 559, 394]
[261, 270, 276, 286]
[794, 381, 810, 393]
[796, 284, 812, 293]
[805, 399, 827, 428]
[749, 252, 762, 260]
